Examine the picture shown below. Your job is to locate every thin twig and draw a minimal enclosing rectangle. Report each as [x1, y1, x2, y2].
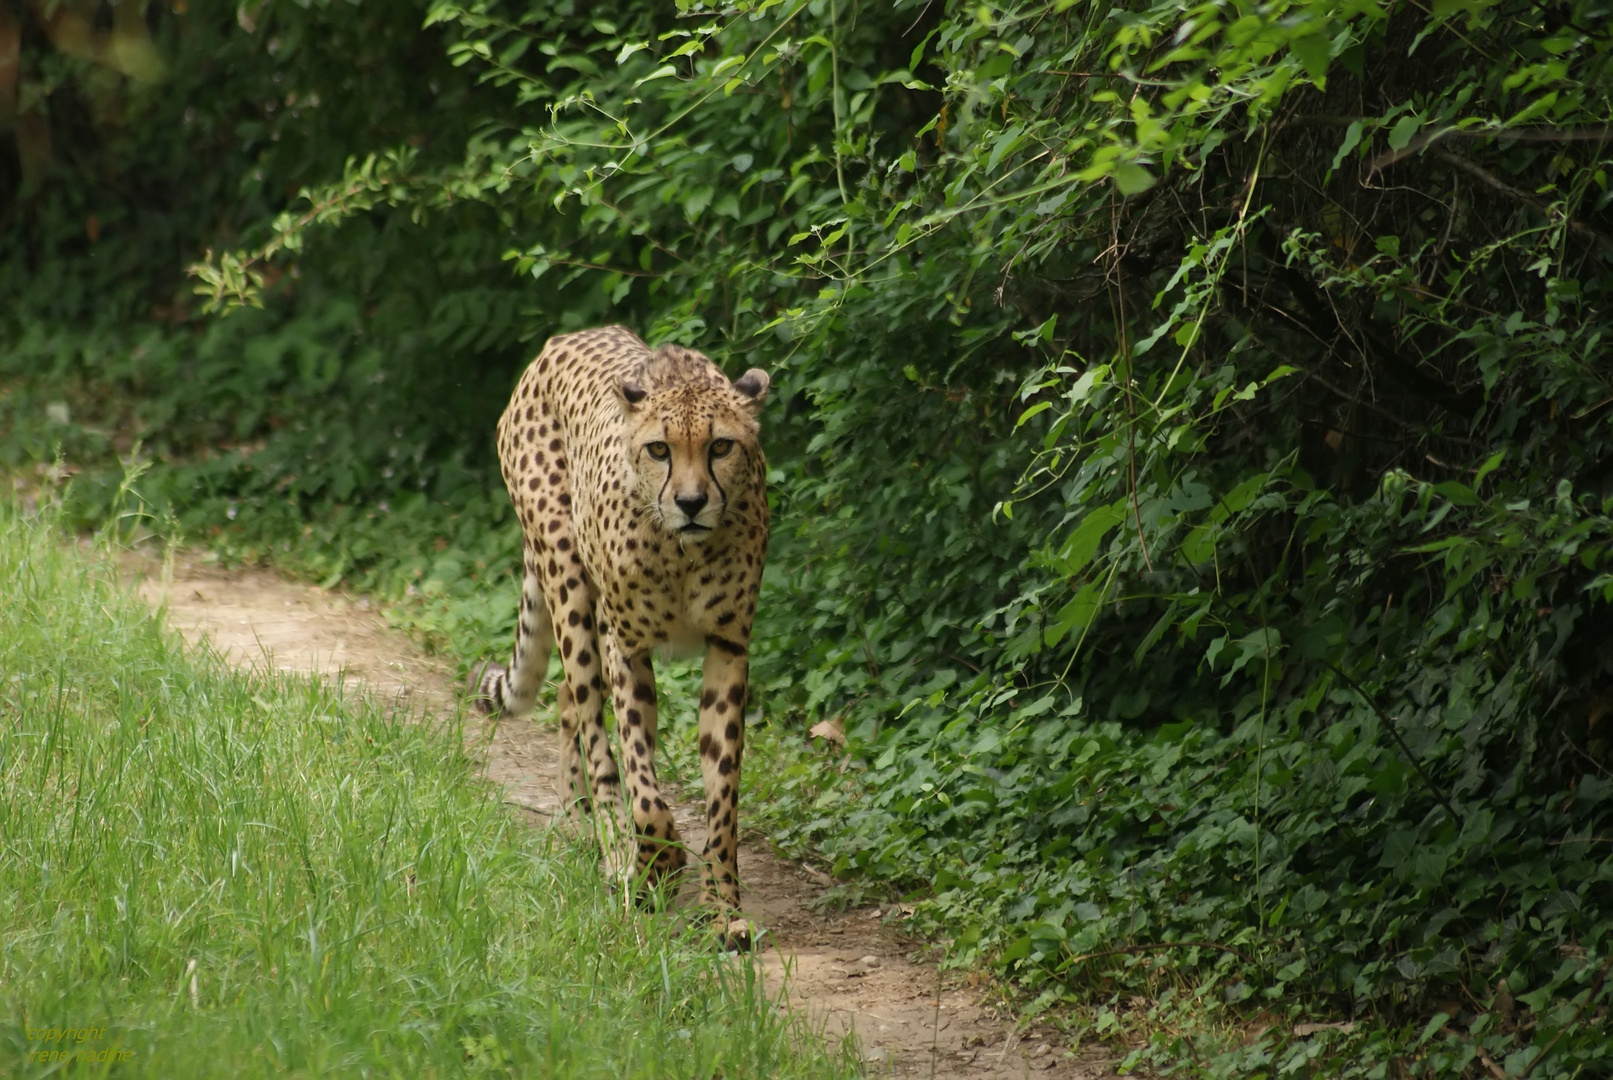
[904, 0, 935, 36]
[1108, 195, 1153, 572]
[945, 652, 984, 675]
[1324, 662, 1462, 824]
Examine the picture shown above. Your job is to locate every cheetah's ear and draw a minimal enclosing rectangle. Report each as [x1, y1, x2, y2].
[732, 368, 771, 412]
[619, 379, 648, 410]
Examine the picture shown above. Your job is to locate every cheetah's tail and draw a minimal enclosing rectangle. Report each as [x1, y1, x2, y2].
[466, 661, 508, 716]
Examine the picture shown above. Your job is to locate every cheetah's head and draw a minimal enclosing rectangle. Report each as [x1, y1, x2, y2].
[619, 365, 770, 543]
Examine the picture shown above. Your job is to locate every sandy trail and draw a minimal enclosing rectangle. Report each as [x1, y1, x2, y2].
[129, 550, 1119, 1079]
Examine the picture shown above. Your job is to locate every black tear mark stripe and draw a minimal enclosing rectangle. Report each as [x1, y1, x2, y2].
[706, 416, 730, 510]
[710, 467, 728, 511]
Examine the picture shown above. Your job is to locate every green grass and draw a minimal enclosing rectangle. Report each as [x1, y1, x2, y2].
[0, 505, 857, 1079]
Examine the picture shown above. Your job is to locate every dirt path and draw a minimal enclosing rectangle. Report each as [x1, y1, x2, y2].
[130, 550, 1120, 1079]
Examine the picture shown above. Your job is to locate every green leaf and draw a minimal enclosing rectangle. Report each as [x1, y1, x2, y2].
[1290, 34, 1332, 82]
[1134, 604, 1177, 665]
[1387, 114, 1422, 152]
[1180, 523, 1216, 565]
[1433, 480, 1479, 506]
[1473, 450, 1506, 487]
[1065, 364, 1110, 406]
[1380, 830, 1417, 873]
[683, 186, 714, 220]
[1015, 401, 1053, 430]
[1222, 628, 1282, 683]
[1330, 121, 1363, 173]
[1045, 580, 1109, 647]
[634, 64, 678, 87]
[1054, 501, 1126, 574]
[1113, 163, 1157, 196]
[1403, 536, 1468, 555]
[1211, 472, 1269, 521]
[1416, 1012, 1451, 1047]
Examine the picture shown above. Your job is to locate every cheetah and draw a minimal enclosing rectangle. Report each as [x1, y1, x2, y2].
[469, 325, 771, 937]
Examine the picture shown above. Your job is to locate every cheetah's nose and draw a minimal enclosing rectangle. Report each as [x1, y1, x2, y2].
[675, 493, 709, 519]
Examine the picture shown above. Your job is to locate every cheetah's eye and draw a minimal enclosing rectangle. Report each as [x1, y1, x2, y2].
[709, 438, 735, 458]
[645, 441, 671, 461]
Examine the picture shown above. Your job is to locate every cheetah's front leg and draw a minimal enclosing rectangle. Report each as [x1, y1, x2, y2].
[696, 639, 749, 942]
[604, 639, 686, 895]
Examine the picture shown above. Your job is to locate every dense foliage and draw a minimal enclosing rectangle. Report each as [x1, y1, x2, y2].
[5, 0, 1611, 1074]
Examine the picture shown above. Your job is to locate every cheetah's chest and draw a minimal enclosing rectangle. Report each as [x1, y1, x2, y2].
[589, 539, 754, 657]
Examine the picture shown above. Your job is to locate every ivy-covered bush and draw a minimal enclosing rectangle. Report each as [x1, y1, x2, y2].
[6, 0, 1612, 1074]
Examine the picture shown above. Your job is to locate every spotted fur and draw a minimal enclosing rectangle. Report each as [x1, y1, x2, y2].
[469, 325, 770, 922]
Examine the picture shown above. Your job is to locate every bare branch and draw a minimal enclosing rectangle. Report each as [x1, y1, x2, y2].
[1432, 150, 1613, 256]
